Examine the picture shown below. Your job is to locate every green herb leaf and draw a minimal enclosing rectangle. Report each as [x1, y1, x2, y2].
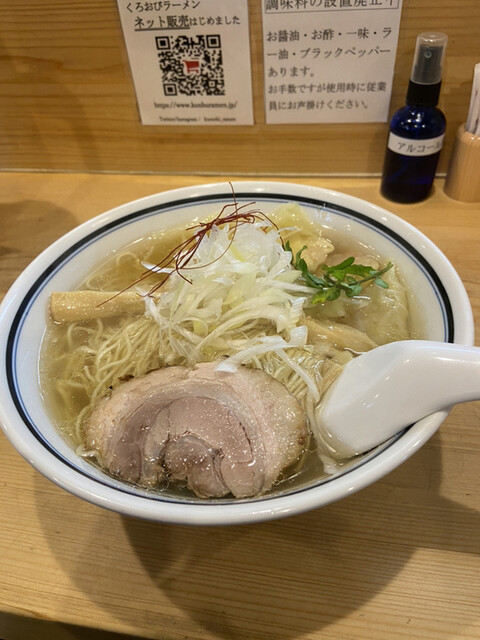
[285, 241, 393, 305]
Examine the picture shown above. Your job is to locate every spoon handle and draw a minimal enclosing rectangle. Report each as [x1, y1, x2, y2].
[400, 341, 480, 406]
[318, 341, 480, 456]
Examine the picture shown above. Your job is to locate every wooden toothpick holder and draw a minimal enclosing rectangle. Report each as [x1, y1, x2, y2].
[444, 124, 480, 202]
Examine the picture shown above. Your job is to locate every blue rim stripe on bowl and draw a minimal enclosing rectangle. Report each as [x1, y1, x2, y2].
[5, 190, 455, 505]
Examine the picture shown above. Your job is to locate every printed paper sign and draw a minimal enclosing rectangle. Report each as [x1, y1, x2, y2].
[117, 0, 254, 126]
[262, 0, 404, 124]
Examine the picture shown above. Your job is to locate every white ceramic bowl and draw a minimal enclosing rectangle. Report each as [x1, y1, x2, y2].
[0, 181, 474, 525]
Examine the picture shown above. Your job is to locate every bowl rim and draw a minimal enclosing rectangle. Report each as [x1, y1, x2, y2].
[0, 180, 475, 525]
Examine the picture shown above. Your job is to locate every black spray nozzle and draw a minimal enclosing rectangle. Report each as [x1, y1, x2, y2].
[410, 32, 448, 85]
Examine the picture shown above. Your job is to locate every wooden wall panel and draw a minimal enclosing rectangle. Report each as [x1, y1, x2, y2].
[0, 0, 479, 175]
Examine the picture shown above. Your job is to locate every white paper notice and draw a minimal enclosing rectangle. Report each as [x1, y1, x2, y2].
[262, 0, 403, 124]
[116, 0, 254, 126]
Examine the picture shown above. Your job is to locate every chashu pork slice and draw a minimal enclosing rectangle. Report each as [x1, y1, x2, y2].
[84, 362, 307, 499]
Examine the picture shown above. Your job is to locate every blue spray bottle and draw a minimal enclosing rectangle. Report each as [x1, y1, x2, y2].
[380, 32, 448, 203]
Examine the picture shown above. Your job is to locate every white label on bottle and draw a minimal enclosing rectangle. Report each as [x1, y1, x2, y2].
[387, 132, 445, 156]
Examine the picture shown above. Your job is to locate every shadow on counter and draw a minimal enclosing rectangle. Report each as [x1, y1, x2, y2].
[0, 611, 140, 640]
[0, 200, 77, 292]
[34, 410, 480, 640]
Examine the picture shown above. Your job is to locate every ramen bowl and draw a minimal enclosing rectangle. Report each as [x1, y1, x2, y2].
[0, 181, 474, 525]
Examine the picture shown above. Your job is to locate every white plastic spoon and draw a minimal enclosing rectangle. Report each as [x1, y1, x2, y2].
[316, 340, 480, 457]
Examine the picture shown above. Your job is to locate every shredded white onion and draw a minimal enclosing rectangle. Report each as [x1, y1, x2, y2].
[144, 221, 312, 367]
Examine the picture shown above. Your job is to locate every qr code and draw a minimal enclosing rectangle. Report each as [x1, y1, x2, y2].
[156, 34, 225, 97]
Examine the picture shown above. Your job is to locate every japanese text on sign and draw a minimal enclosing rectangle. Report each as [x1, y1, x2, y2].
[262, 0, 403, 124]
[116, 0, 254, 126]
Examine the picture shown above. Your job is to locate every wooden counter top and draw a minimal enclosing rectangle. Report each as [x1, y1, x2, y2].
[0, 172, 479, 640]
